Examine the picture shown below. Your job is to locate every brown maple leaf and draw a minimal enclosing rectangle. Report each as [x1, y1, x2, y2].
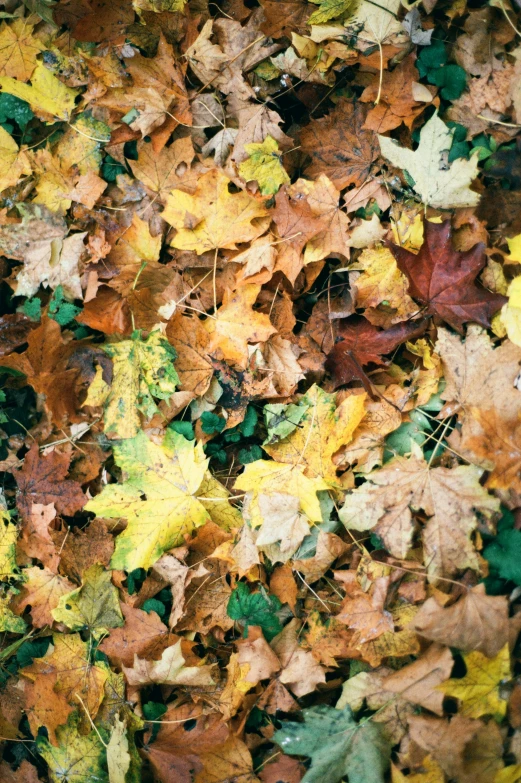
[388, 220, 506, 332]
[0, 314, 36, 358]
[300, 99, 379, 189]
[14, 444, 86, 522]
[145, 703, 229, 783]
[326, 315, 427, 391]
[360, 54, 431, 133]
[0, 317, 81, 426]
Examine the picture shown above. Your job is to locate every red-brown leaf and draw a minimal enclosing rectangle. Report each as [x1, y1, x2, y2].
[388, 220, 506, 332]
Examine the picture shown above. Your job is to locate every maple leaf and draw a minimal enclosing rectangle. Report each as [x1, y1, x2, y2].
[389, 220, 506, 332]
[0, 126, 31, 195]
[99, 603, 173, 669]
[308, 0, 356, 24]
[379, 112, 481, 208]
[235, 459, 329, 529]
[271, 186, 328, 283]
[361, 54, 429, 133]
[129, 137, 196, 202]
[339, 454, 500, 575]
[14, 443, 85, 523]
[438, 645, 510, 720]
[11, 566, 75, 628]
[271, 619, 327, 697]
[25, 633, 108, 726]
[349, 245, 418, 327]
[145, 702, 229, 783]
[0, 19, 45, 82]
[123, 639, 215, 687]
[0, 62, 79, 121]
[263, 383, 366, 485]
[36, 714, 107, 783]
[82, 330, 179, 439]
[300, 99, 379, 189]
[163, 169, 270, 254]
[51, 563, 124, 635]
[274, 704, 390, 783]
[326, 315, 427, 391]
[14, 230, 86, 300]
[0, 507, 17, 580]
[205, 284, 276, 370]
[288, 174, 352, 263]
[413, 584, 509, 659]
[0, 317, 82, 425]
[85, 430, 214, 571]
[239, 135, 290, 195]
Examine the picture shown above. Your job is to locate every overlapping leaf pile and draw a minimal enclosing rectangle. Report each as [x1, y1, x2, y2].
[1, 0, 521, 780]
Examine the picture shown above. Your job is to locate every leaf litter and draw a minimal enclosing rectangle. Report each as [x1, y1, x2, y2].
[0, 0, 520, 781]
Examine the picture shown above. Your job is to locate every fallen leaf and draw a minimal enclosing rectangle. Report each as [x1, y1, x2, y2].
[301, 98, 379, 189]
[437, 644, 510, 719]
[389, 219, 506, 332]
[379, 112, 481, 208]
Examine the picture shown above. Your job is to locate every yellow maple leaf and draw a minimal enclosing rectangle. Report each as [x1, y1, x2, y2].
[0, 18, 45, 82]
[0, 126, 31, 194]
[85, 430, 219, 571]
[82, 331, 179, 440]
[350, 245, 418, 327]
[205, 284, 276, 370]
[496, 765, 521, 783]
[500, 276, 521, 348]
[163, 169, 270, 254]
[239, 135, 290, 196]
[51, 564, 124, 636]
[107, 212, 163, 295]
[264, 384, 366, 485]
[235, 458, 329, 528]
[437, 644, 510, 719]
[0, 62, 79, 121]
[392, 756, 445, 783]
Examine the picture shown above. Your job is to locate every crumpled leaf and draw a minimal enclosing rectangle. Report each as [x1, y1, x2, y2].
[123, 639, 215, 687]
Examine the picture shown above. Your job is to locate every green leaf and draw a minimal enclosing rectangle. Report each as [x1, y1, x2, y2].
[240, 405, 258, 438]
[0, 92, 33, 130]
[142, 598, 166, 617]
[168, 420, 195, 440]
[238, 135, 290, 196]
[484, 529, 521, 585]
[274, 704, 391, 783]
[201, 411, 226, 434]
[49, 285, 82, 326]
[238, 445, 263, 464]
[417, 38, 447, 77]
[264, 401, 309, 445]
[22, 297, 41, 321]
[429, 64, 467, 100]
[227, 582, 282, 641]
